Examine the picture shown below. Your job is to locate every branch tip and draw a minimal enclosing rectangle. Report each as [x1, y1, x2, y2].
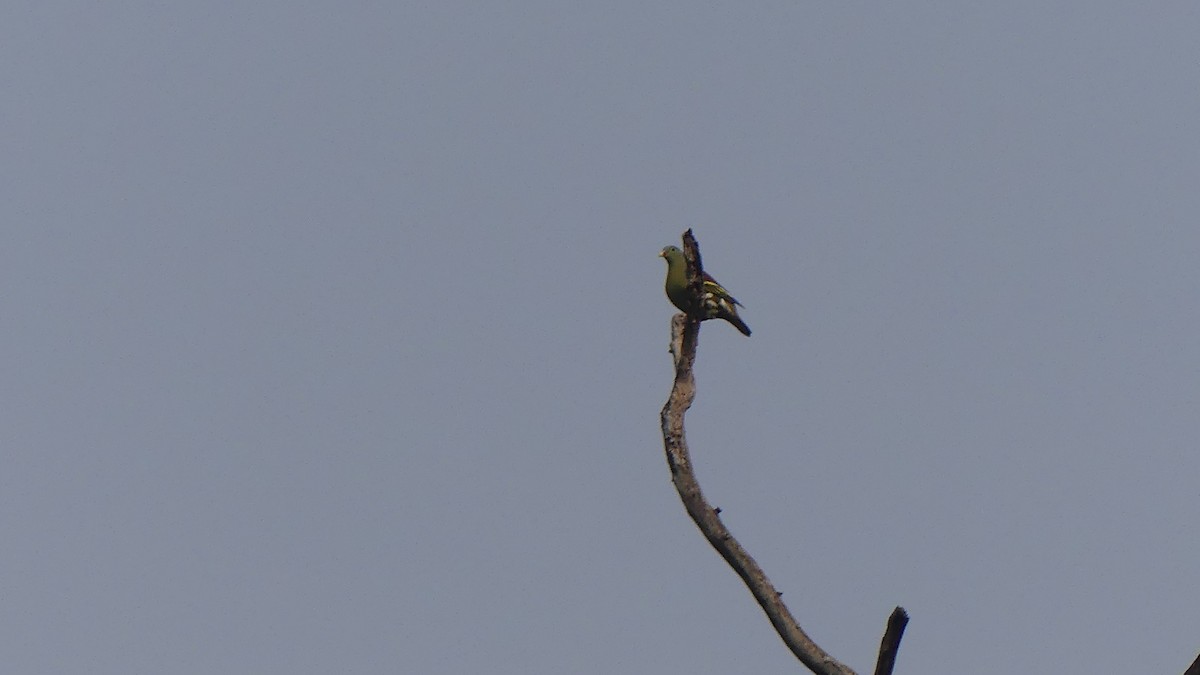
[872, 607, 910, 675]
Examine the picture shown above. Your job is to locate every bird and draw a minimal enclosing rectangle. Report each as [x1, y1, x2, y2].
[659, 245, 751, 336]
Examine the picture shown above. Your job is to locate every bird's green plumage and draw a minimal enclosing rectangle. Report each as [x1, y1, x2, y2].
[660, 246, 693, 313]
[659, 245, 751, 336]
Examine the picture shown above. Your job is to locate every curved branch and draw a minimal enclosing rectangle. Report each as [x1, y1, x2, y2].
[659, 230, 907, 675]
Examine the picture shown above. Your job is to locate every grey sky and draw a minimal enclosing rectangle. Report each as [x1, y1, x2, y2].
[4, 2, 1199, 673]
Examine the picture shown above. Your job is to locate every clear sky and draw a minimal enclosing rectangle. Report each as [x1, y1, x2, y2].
[4, 3, 1199, 674]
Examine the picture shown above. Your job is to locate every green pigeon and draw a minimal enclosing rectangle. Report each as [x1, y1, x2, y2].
[659, 245, 751, 336]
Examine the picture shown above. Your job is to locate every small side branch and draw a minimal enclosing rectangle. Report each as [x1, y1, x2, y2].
[873, 607, 909, 675]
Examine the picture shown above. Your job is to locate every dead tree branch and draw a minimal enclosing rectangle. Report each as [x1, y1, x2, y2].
[659, 229, 906, 675]
[873, 607, 909, 675]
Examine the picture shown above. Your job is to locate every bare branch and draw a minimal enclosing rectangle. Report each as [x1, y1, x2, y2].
[681, 229, 705, 316]
[873, 607, 909, 675]
[659, 230, 861, 675]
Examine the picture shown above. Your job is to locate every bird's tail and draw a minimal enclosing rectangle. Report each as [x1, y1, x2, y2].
[725, 313, 751, 337]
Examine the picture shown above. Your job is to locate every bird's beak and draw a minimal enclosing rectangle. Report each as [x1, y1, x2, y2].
[657, 250, 664, 258]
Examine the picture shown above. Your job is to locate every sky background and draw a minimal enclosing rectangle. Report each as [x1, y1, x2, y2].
[4, 2, 1199, 674]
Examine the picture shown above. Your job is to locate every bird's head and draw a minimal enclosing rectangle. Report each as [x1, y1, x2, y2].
[660, 245, 685, 263]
